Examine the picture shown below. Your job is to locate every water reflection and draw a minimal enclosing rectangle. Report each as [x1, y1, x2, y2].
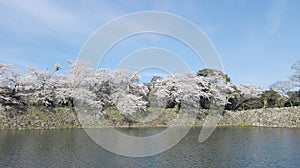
[0, 128, 300, 167]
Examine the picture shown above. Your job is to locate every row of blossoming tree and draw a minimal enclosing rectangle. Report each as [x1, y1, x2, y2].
[0, 60, 299, 118]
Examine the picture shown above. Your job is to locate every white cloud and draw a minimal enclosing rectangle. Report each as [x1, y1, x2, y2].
[266, 0, 286, 35]
[0, 0, 126, 64]
[0, 0, 89, 34]
[0, 0, 127, 38]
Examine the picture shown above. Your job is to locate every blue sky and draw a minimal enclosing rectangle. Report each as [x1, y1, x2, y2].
[0, 0, 299, 88]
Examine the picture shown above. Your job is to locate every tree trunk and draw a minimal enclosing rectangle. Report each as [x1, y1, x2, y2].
[263, 99, 267, 109]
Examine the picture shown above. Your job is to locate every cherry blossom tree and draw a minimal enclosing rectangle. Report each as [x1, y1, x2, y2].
[55, 61, 104, 112]
[269, 80, 295, 106]
[110, 70, 148, 115]
[0, 60, 241, 125]
[150, 71, 234, 112]
[0, 64, 19, 105]
[239, 84, 263, 99]
[16, 65, 61, 106]
[0, 64, 14, 88]
[53, 62, 148, 120]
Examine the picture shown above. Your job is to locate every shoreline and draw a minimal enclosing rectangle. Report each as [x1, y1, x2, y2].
[1, 124, 300, 130]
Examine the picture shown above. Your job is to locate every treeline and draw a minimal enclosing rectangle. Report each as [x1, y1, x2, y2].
[193, 68, 300, 111]
[0, 60, 300, 115]
[225, 60, 300, 110]
[0, 61, 232, 116]
[225, 89, 300, 111]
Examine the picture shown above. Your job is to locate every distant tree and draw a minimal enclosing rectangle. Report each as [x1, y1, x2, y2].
[110, 70, 147, 114]
[239, 84, 263, 99]
[225, 97, 239, 110]
[16, 65, 62, 106]
[0, 64, 15, 88]
[55, 61, 103, 111]
[197, 68, 231, 82]
[287, 90, 300, 106]
[150, 76, 162, 87]
[109, 70, 148, 126]
[269, 81, 295, 106]
[238, 97, 264, 110]
[151, 71, 236, 113]
[196, 69, 240, 111]
[230, 84, 264, 110]
[93, 68, 114, 108]
[291, 61, 300, 87]
[260, 90, 283, 108]
[0, 64, 19, 105]
[151, 72, 210, 110]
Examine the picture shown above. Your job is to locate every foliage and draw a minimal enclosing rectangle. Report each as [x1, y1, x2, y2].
[0, 64, 19, 105]
[269, 80, 295, 106]
[260, 90, 283, 108]
[197, 69, 231, 83]
[287, 90, 300, 106]
[1, 60, 300, 123]
[151, 71, 236, 113]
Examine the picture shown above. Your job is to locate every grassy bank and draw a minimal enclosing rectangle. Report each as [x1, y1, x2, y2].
[0, 106, 299, 129]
